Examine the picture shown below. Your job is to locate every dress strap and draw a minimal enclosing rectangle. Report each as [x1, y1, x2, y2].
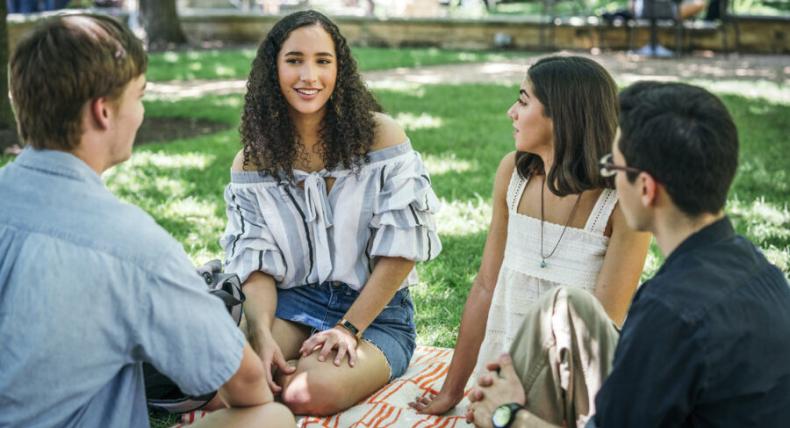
[506, 168, 528, 213]
[584, 188, 618, 236]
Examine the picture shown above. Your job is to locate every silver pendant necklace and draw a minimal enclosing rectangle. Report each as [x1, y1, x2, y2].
[539, 176, 582, 268]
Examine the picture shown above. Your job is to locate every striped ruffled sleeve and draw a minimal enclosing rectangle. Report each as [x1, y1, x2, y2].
[220, 184, 287, 284]
[369, 151, 442, 262]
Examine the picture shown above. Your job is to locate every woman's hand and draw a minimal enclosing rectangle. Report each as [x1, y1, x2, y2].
[247, 326, 295, 393]
[299, 326, 359, 367]
[409, 388, 464, 414]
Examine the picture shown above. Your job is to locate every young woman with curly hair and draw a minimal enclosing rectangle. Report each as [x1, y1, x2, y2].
[219, 10, 442, 416]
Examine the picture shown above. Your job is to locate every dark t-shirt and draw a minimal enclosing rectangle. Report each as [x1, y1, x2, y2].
[591, 217, 790, 427]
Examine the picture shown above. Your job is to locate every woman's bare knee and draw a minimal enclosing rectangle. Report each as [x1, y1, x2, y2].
[280, 368, 349, 415]
[190, 402, 295, 428]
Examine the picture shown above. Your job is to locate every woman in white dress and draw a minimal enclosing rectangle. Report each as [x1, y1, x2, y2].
[411, 55, 651, 416]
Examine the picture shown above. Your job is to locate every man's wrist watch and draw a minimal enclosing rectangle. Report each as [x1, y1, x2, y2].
[492, 402, 525, 428]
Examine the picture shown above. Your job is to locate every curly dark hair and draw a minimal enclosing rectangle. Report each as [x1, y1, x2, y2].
[241, 10, 382, 178]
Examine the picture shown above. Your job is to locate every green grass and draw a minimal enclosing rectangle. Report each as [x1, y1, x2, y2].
[146, 46, 534, 82]
[43, 82, 782, 354]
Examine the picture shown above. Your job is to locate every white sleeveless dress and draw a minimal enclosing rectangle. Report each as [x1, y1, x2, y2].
[475, 170, 618, 374]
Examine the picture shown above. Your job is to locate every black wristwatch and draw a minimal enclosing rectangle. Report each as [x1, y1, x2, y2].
[492, 402, 525, 428]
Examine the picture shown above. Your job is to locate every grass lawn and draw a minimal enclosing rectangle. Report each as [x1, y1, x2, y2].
[1, 48, 787, 427]
[146, 46, 534, 82]
[93, 84, 788, 354]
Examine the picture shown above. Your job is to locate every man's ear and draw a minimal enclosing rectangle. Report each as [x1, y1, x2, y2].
[639, 172, 659, 208]
[89, 97, 111, 130]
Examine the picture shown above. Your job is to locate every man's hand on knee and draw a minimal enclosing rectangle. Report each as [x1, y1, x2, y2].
[467, 353, 526, 428]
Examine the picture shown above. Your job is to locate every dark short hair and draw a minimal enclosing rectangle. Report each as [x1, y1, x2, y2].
[516, 55, 618, 196]
[10, 13, 147, 151]
[241, 10, 381, 178]
[618, 81, 738, 216]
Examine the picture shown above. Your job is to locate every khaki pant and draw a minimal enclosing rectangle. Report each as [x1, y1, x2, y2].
[508, 287, 620, 428]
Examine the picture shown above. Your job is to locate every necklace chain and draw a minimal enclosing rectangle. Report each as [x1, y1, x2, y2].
[539, 176, 582, 268]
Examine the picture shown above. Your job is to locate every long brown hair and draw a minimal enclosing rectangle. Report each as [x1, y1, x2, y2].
[241, 10, 382, 178]
[515, 55, 618, 196]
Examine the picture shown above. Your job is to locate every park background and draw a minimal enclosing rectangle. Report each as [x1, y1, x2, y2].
[0, 1, 787, 426]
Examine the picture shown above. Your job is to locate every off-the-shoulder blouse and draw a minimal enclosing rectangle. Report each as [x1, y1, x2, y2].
[220, 141, 442, 291]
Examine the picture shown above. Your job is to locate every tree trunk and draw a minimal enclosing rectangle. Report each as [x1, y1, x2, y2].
[139, 0, 187, 49]
[0, 1, 20, 152]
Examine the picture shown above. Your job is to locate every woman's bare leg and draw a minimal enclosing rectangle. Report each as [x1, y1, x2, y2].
[270, 317, 311, 361]
[279, 340, 391, 416]
[187, 402, 295, 428]
[204, 317, 310, 410]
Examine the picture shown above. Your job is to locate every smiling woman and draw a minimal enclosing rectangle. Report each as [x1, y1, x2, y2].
[241, 11, 382, 178]
[277, 25, 337, 118]
[215, 10, 443, 417]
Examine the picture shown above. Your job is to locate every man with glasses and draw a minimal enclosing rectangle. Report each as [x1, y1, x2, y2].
[465, 81, 790, 428]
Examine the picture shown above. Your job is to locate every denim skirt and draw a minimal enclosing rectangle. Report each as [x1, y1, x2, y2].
[275, 281, 416, 380]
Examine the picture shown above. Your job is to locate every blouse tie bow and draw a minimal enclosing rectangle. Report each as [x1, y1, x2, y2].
[294, 170, 339, 283]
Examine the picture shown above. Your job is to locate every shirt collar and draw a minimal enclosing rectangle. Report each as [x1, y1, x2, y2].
[657, 216, 735, 274]
[14, 147, 104, 187]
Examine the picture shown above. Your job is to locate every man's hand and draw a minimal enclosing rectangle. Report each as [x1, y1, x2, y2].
[467, 353, 526, 428]
[248, 326, 295, 393]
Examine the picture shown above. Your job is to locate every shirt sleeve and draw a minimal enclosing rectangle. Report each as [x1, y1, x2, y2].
[135, 248, 246, 397]
[220, 184, 287, 283]
[592, 296, 706, 427]
[369, 151, 442, 262]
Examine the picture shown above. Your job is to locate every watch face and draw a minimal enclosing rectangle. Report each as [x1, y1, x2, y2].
[492, 405, 512, 428]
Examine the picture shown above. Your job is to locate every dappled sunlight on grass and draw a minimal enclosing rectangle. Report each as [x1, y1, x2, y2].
[763, 247, 790, 273]
[691, 80, 788, 105]
[367, 80, 426, 97]
[729, 197, 790, 246]
[213, 64, 237, 78]
[422, 153, 475, 175]
[394, 112, 444, 131]
[160, 197, 226, 255]
[146, 48, 256, 82]
[161, 52, 179, 63]
[641, 240, 663, 281]
[613, 78, 790, 105]
[120, 151, 214, 171]
[147, 47, 534, 82]
[209, 97, 244, 108]
[727, 192, 789, 275]
[435, 197, 491, 237]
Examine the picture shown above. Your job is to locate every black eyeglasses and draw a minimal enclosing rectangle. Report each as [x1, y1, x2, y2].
[599, 153, 643, 178]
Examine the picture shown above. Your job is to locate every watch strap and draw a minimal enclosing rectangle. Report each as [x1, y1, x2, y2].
[493, 402, 525, 428]
[336, 318, 363, 339]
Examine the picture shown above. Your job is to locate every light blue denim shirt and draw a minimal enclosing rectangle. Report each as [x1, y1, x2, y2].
[0, 148, 245, 427]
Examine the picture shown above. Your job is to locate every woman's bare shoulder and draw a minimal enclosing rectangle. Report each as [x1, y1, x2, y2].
[370, 112, 408, 152]
[495, 151, 518, 184]
[231, 149, 260, 172]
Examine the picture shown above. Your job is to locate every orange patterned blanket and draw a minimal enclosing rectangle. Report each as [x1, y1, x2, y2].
[182, 346, 472, 427]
